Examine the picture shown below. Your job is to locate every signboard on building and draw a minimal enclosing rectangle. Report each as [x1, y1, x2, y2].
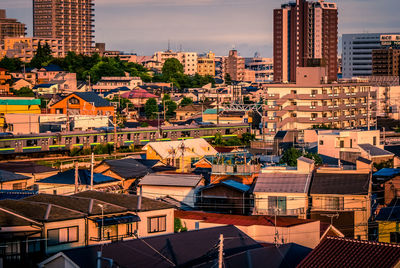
[380, 35, 400, 47]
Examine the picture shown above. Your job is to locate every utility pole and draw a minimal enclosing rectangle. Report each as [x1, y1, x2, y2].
[74, 162, 79, 194]
[90, 152, 94, 190]
[66, 101, 70, 132]
[217, 89, 220, 125]
[367, 86, 370, 131]
[218, 234, 224, 268]
[113, 105, 118, 156]
[262, 96, 265, 142]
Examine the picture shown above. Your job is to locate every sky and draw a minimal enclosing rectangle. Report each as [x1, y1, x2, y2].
[3, 0, 400, 57]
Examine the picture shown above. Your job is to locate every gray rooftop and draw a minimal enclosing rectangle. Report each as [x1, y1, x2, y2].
[253, 173, 312, 194]
[139, 173, 203, 187]
[358, 144, 394, 157]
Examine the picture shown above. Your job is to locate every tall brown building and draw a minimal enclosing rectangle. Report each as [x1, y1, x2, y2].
[33, 0, 94, 55]
[223, 50, 245, 81]
[0, 9, 26, 46]
[273, 0, 338, 83]
[372, 35, 400, 77]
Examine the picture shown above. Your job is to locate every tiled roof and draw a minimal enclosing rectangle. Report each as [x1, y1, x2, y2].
[359, 144, 394, 157]
[49, 226, 261, 268]
[143, 138, 217, 159]
[24, 194, 128, 216]
[174, 210, 315, 227]
[37, 169, 119, 185]
[33, 83, 57, 89]
[375, 206, 400, 222]
[0, 199, 84, 222]
[139, 173, 203, 187]
[73, 190, 174, 212]
[254, 173, 312, 194]
[310, 173, 370, 195]
[0, 209, 40, 227]
[102, 158, 150, 179]
[0, 161, 56, 174]
[221, 180, 251, 192]
[297, 236, 400, 268]
[0, 170, 31, 183]
[176, 104, 203, 112]
[120, 88, 158, 99]
[73, 92, 112, 107]
[373, 168, 400, 178]
[42, 64, 63, 72]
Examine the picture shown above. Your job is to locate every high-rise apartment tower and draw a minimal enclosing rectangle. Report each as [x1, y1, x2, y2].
[0, 9, 26, 46]
[33, 0, 94, 55]
[273, 0, 338, 83]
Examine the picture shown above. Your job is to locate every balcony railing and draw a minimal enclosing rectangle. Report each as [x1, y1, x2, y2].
[254, 207, 305, 216]
[90, 233, 136, 242]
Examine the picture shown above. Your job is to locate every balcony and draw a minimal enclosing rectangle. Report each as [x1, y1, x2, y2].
[90, 233, 136, 242]
[254, 207, 305, 216]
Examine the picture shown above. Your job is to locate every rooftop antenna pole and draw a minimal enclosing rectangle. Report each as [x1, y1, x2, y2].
[90, 152, 94, 190]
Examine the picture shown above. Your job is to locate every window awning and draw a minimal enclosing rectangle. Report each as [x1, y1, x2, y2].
[93, 214, 141, 227]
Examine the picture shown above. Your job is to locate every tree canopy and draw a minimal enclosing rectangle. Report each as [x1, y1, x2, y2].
[180, 97, 193, 107]
[144, 98, 158, 119]
[162, 94, 177, 119]
[30, 42, 53, 68]
[0, 57, 23, 72]
[279, 148, 322, 166]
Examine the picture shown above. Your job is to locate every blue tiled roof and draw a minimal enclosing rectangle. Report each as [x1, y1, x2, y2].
[0, 190, 37, 200]
[375, 206, 400, 222]
[373, 168, 400, 177]
[204, 109, 224, 114]
[0, 170, 30, 182]
[33, 83, 57, 89]
[221, 180, 250, 192]
[74, 92, 112, 107]
[43, 64, 63, 72]
[38, 169, 118, 185]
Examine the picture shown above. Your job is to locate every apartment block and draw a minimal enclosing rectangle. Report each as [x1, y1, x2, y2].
[223, 50, 245, 81]
[372, 35, 400, 77]
[2, 37, 64, 62]
[342, 33, 400, 78]
[0, 68, 11, 95]
[274, 0, 338, 83]
[263, 67, 374, 135]
[153, 50, 198, 75]
[197, 51, 215, 76]
[245, 56, 273, 82]
[33, 0, 94, 55]
[0, 9, 26, 46]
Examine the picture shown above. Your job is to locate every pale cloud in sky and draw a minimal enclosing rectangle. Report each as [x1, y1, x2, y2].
[3, 0, 400, 57]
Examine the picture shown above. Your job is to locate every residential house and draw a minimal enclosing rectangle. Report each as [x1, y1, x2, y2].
[36, 65, 65, 84]
[12, 78, 33, 90]
[175, 104, 205, 121]
[375, 205, 400, 243]
[73, 191, 175, 238]
[24, 194, 139, 244]
[202, 109, 252, 124]
[94, 158, 152, 191]
[0, 97, 41, 129]
[92, 75, 143, 93]
[252, 157, 314, 218]
[0, 170, 33, 190]
[138, 173, 204, 207]
[175, 210, 343, 249]
[317, 129, 394, 164]
[0, 161, 57, 181]
[0, 68, 11, 95]
[50, 72, 77, 92]
[0, 199, 86, 255]
[142, 138, 218, 172]
[196, 180, 251, 215]
[32, 83, 59, 95]
[36, 169, 122, 195]
[120, 88, 158, 107]
[373, 168, 400, 206]
[298, 236, 400, 268]
[309, 166, 372, 240]
[49, 92, 115, 116]
[38, 225, 261, 268]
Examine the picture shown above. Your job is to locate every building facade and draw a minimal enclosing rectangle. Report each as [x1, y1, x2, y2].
[0, 9, 26, 46]
[0, 68, 11, 95]
[197, 51, 215, 76]
[2, 37, 64, 62]
[273, 0, 338, 83]
[33, 0, 94, 55]
[342, 33, 400, 78]
[263, 67, 374, 135]
[223, 50, 245, 81]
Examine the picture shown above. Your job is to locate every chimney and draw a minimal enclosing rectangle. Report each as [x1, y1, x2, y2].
[44, 204, 52, 220]
[88, 199, 94, 214]
[137, 186, 142, 211]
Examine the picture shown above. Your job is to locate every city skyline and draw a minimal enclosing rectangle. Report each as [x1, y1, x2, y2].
[3, 0, 400, 57]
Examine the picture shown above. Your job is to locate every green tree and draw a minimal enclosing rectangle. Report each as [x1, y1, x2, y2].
[214, 133, 223, 145]
[240, 132, 256, 146]
[279, 147, 302, 167]
[0, 57, 23, 72]
[174, 218, 187, 233]
[304, 152, 323, 165]
[30, 42, 53, 68]
[224, 73, 232, 85]
[180, 97, 193, 107]
[162, 58, 184, 80]
[144, 98, 158, 119]
[12, 86, 35, 97]
[162, 94, 177, 119]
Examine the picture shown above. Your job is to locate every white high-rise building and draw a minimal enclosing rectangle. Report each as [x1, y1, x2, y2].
[342, 33, 400, 78]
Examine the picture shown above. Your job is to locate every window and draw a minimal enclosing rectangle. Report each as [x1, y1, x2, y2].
[319, 140, 324, 145]
[148, 216, 166, 233]
[390, 232, 400, 243]
[340, 140, 344, 148]
[47, 226, 79, 246]
[324, 197, 344, 210]
[268, 196, 287, 214]
[350, 139, 353, 148]
[373, 136, 377, 146]
[69, 97, 79, 105]
[127, 222, 138, 235]
[12, 182, 24, 190]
